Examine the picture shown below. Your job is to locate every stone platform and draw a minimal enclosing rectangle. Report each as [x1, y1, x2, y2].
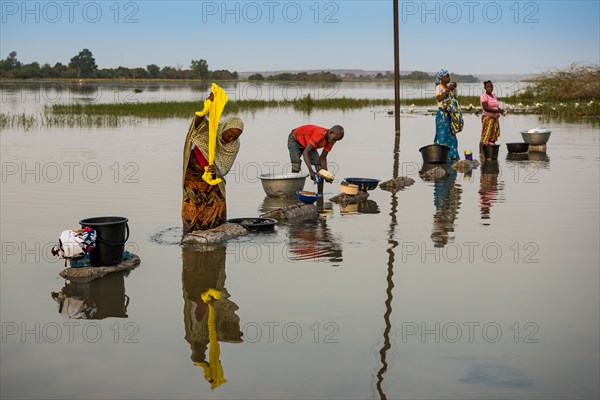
[59, 254, 141, 282]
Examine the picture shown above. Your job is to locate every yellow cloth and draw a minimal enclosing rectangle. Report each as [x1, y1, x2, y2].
[200, 288, 221, 303]
[195, 83, 229, 186]
[182, 116, 242, 197]
[194, 288, 227, 390]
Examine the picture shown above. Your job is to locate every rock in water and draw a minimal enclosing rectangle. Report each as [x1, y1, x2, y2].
[59, 254, 141, 282]
[420, 166, 447, 181]
[379, 176, 415, 191]
[260, 203, 318, 220]
[452, 159, 480, 172]
[329, 191, 369, 204]
[528, 144, 547, 152]
[182, 223, 248, 245]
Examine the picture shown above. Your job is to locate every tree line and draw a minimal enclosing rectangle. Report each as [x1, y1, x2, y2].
[248, 71, 342, 82]
[341, 70, 479, 82]
[0, 49, 479, 83]
[0, 49, 238, 80]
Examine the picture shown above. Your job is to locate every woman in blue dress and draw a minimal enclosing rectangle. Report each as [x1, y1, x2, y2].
[434, 69, 463, 162]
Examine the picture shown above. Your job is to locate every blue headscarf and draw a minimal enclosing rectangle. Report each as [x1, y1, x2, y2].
[435, 69, 449, 86]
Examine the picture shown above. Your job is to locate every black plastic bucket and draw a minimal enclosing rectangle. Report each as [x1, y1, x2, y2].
[506, 142, 529, 153]
[482, 144, 500, 160]
[79, 217, 129, 267]
[419, 144, 450, 164]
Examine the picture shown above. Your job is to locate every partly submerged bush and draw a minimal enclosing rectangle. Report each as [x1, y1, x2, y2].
[510, 64, 600, 101]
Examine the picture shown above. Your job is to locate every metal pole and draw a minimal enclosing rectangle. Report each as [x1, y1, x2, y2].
[393, 0, 401, 178]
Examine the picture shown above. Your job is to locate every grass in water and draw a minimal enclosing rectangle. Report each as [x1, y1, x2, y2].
[47, 96, 399, 119]
[2, 76, 598, 130]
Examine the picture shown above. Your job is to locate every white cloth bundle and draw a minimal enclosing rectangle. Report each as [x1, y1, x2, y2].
[527, 127, 551, 134]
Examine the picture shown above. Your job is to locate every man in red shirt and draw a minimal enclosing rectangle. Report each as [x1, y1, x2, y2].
[287, 124, 344, 183]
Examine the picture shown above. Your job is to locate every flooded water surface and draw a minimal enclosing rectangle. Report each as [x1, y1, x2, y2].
[1, 83, 598, 399]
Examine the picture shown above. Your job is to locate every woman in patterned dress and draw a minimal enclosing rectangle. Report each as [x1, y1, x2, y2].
[434, 69, 463, 162]
[182, 94, 244, 233]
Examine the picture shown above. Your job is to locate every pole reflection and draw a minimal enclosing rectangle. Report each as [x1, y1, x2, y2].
[375, 191, 398, 400]
[374, 125, 401, 399]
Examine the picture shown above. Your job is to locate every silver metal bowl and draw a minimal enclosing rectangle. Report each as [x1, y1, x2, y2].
[259, 173, 309, 197]
[520, 130, 552, 145]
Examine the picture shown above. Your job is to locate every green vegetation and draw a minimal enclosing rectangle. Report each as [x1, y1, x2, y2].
[266, 72, 342, 82]
[2, 64, 598, 129]
[1, 49, 481, 83]
[0, 50, 238, 80]
[0, 111, 134, 129]
[505, 64, 600, 117]
[342, 70, 479, 83]
[2, 88, 596, 130]
[0, 112, 37, 130]
[69, 49, 97, 79]
[248, 73, 265, 81]
[0, 96, 399, 129]
[405, 96, 481, 107]
[508, 64, 599, 101]
[46, 95, 393, 119]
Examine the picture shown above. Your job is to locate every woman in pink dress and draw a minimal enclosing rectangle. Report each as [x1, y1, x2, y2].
[480, 81, 506, 146]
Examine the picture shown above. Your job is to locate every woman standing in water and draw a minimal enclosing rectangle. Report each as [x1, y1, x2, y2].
[434, 69, 463, 162]
[182, 93, 244, 233]
[480, 80, 506, 146]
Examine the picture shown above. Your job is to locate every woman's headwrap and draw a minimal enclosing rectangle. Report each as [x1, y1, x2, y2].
[182, 115, 243, 194]
[220, 117, 244, 134]
[436, 69, 449, 86]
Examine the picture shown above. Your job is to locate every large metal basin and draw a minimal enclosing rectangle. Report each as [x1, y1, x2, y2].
[521, 130, 551, 145]
[259, 173, 308, 197]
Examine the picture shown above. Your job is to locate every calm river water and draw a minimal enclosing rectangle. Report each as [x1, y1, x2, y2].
[1, 82, 598, 399]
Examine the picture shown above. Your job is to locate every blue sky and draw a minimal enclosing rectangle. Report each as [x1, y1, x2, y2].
[1, 0, 599, 74]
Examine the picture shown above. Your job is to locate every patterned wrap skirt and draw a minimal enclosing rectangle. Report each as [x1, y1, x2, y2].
[434, 108, 459, 162]
[182, 156, 227, 234]
[480, 115, 500, 144]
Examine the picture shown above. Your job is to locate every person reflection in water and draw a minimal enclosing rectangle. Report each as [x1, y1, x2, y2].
[479, 160, 501, 223]
[181, 246, 242, 389]
[431, 167, 462, 247]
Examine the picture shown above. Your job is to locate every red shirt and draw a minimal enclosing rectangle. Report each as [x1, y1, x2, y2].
[293, 125, 334, 152]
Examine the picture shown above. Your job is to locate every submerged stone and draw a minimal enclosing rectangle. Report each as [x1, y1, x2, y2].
[329, 191, 369, 205]
[528, 144, 547, 152]
[379, 176, 415, 191]
[260, 203, 318, 220]
[59, 254, 141, 282]
[420, 166, 447, 181]
[182, 223, 248, 245]
[452, 159, 481, 173]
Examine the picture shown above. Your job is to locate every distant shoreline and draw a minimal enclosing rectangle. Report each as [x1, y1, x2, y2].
[0, 78, 484, 84]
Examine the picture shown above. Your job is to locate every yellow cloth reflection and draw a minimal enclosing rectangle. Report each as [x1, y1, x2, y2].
[194, 288, 226, 389]
[195, 83, 229, 186]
